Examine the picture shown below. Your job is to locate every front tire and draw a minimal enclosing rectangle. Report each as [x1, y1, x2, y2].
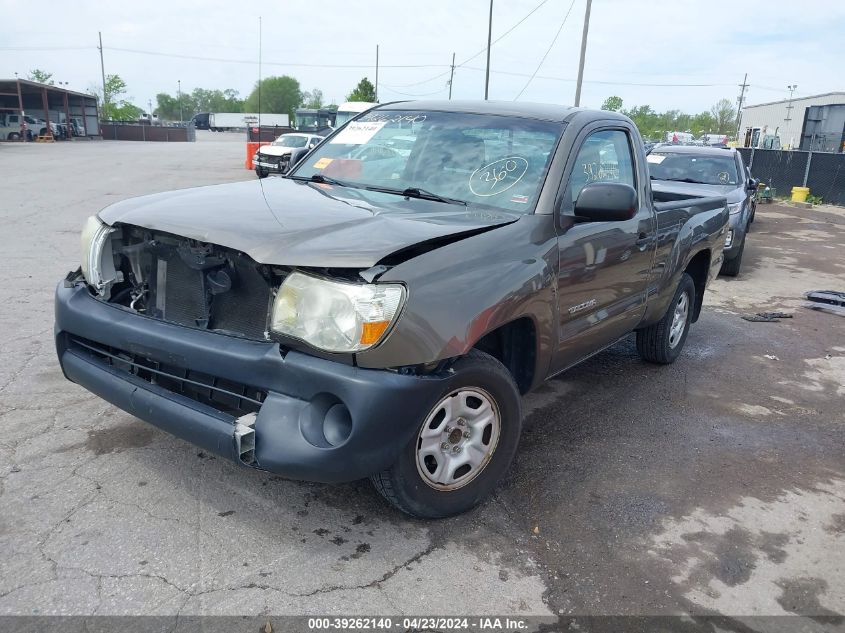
[370, 350, 522, 518]
[636, 273, 695, 364]
[720, 238, 744, 277]
[255, 168, 269, 179]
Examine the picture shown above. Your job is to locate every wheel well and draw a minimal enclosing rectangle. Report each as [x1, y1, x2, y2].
[684, 249, 710, 322]
[472, 317, 536, 394]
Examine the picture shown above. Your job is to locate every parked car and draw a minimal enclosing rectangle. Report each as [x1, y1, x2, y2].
[0, 114, 42, 140]
[70, 118, 86, 137]
[647, 145, 756, 276]
[55, 101, 728, 518]
[252, 132, 324, 178]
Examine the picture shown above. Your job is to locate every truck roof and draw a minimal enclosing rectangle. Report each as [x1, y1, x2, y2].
[376, 100, 620, 123]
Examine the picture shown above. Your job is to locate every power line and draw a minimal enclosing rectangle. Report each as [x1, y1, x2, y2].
[514, 0, 577, 100]
[381, 0, 552, 90]
[464, 65, 735, 87]
[102, 46, 449, 69]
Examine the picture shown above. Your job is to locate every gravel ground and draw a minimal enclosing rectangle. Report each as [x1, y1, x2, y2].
[1, 133, 843, 630]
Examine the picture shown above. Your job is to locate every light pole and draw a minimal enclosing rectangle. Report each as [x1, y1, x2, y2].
[178, 80, 183, 123]
[785, 84, 797, 123]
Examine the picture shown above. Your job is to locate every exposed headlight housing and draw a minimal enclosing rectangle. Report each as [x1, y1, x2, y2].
[727, 202, 743, 215]
[80, 215, 120, 297]
[271, 272, 406, 353]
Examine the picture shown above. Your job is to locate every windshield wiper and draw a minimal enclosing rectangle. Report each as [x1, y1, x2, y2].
[365, 185, 468, 206]
[651, 176, 708, 184]
[287, 173, 353, 187]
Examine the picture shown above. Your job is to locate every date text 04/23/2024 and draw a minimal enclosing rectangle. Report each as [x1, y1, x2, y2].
[306, 617, 530, 630]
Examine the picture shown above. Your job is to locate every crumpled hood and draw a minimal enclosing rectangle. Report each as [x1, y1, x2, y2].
[651, 180, 745, 203]
[257, 145, 294, 157]
[98, 177, 519, 268]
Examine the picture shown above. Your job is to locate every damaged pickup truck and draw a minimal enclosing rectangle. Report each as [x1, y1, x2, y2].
[55, 102, 729, 518]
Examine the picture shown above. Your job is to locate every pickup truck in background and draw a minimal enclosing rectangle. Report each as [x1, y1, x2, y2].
[55, 101, 728, 518]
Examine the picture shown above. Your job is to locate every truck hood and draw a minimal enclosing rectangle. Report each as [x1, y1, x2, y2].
[257, 145, 295, 157]
[651, 180, 745, 203]
[98, 177, 519, 268]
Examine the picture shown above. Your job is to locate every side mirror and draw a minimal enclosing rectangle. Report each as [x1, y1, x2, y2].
[288, 147, 310, 168]
[573, 182, 638, 222]
[747, 177, 759, 191]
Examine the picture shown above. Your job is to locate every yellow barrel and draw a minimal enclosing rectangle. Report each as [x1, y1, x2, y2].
[791, 186, 810, 202]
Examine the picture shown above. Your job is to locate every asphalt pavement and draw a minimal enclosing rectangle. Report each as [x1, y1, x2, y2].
[1, 132, 843, 630]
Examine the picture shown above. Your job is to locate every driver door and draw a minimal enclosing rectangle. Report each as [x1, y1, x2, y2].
[551, 125, 655, 373]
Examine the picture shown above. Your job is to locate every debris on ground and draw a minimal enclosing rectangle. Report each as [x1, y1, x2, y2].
[742, 312, 793, 322]
[805, 290, 845, 317]
[764, 355, 780, 361]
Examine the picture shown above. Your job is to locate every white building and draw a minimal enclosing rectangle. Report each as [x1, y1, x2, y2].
[739, 91, 845, 150]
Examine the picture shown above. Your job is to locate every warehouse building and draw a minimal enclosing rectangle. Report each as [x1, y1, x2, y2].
[738, 91, 845, 151]
[0, 78, 99, 138]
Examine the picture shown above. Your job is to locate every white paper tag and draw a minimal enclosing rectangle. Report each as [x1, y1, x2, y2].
[646, 154, 666, 164]
[330, 121, 386, 145]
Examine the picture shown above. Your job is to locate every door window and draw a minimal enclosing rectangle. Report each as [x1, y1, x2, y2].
[569, 130, 636, 202]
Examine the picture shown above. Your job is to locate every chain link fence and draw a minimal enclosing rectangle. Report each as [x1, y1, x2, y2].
[737, 148, 845, 206]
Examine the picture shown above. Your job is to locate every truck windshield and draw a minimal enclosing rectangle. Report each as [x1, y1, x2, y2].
[289, 109, 564, 213]
[273, 135, 308, 148]
[648, 152, 739, 186]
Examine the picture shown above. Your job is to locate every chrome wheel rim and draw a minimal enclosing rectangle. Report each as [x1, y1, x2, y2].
[416, 388, 501, 491]
[668, 291, 689, 349]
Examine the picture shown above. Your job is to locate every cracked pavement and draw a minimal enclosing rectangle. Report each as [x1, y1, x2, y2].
[1, 134, 843, 626]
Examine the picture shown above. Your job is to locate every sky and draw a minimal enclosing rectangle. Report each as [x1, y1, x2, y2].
[1, 0, 843, 115]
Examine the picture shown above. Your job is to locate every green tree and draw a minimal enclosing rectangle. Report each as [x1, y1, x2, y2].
[191, 88, 243, 114]
[600, 95, 623, 112]
[691, 111, 717, 136]
[710, 98, 737, 135]
[347, 77, 376, 102]
[27, 68, 54, 85]
[244, 76, 302, 119]
[155, 92, 181, 120]
[302, 88, 324, 109]
[93, 74, 142, 120]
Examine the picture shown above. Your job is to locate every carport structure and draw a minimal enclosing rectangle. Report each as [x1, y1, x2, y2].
[0, 79, 99, 137]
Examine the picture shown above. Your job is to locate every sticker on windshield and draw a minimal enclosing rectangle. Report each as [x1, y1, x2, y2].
[330, 121, 386, 145]
[313, 157, 333, 169]
[469, 157, 529, 197]
[717, 171, 730, 184]
[646, 154, 666, 164]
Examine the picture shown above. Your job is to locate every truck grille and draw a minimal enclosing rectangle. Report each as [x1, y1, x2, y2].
[69, 336, 267, 416]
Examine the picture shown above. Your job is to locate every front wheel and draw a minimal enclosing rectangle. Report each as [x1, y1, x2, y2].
[720, 237, 744, 277]
[636, 273, 695, 364]
[8, 132, 20, 140]
[255, 167, 269, 179]
[370, 350, 522, 518]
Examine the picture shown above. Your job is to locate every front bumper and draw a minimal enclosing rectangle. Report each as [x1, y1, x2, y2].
[252, 156, 288, 173]
[723, 213, 747, 260]
[55, 281, 448, 483]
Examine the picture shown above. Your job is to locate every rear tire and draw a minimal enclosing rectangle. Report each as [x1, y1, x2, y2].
[370, 350, 522, 519]
[720, 238, 744, 277]
[636, 273, 695, 365]
[8, 132, 20, 140]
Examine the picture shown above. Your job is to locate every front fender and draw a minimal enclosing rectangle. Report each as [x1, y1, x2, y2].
[356, 215, 558, 382]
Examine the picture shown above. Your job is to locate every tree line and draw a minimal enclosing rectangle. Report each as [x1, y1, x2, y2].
[154, 76, 376, 121]
[600, 95, 738, 139]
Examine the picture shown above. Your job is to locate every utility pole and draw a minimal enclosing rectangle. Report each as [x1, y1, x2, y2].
[98, 32, 107, 117]
[574, 0, 592, 106]
[178, 79, 182, 123]
[258, 16, 262, 126]
[375, 44, 379, 102]
[448, 52, 456, 100]
[734, 73, 748, 141]
[484, 0, 493, 100]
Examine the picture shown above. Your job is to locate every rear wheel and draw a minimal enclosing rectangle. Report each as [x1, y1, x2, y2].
[8, 132, 20, 140]
[636, 273, 695, 364]
[370, 350, 522, 518]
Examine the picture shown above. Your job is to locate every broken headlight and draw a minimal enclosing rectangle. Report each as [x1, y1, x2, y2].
[727, 202, 743, 215]
[271, 272, 405, 353]
[80, 215, 120, 297]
